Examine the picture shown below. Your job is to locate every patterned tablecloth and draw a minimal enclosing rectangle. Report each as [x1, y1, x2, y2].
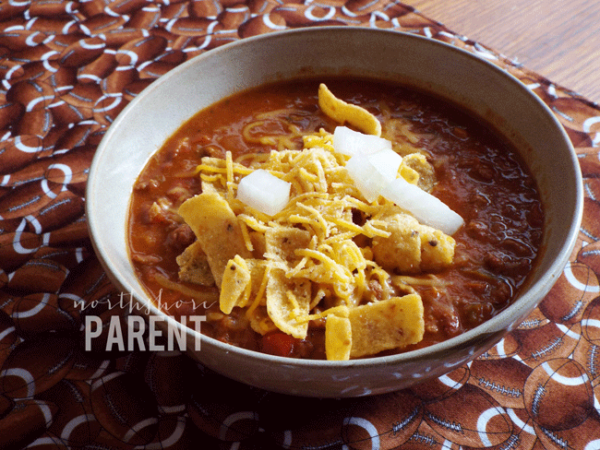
[1, 1, 600, 449]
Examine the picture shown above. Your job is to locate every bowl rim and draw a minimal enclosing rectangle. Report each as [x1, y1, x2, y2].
[87, 26, 584, 369]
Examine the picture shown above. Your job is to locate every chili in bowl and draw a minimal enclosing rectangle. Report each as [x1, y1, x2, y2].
[87, 27, 583, 397]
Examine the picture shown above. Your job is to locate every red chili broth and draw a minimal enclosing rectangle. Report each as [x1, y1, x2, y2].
[127, 78, 544, 359]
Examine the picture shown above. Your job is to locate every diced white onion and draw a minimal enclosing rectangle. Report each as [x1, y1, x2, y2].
[237, 169, 291, 216]
[333, 126, 392, 156]
[346, 148, 402, 203]
[381, 176, 464, 235]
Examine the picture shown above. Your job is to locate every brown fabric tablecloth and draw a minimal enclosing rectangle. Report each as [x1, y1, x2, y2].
[1, 1, 600, 449]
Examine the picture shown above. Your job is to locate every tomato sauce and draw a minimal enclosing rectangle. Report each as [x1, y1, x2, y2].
[128, 78, 544, 359]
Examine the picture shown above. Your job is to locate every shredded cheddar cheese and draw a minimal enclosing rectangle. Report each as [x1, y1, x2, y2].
[191, 131, 426, 318]
[177, 85, 458, 360]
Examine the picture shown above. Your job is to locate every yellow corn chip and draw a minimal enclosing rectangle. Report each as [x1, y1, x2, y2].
[220, 256, 251, 314]
[419, 226, 455, 272]
[318, 84, 382, 137]
[399, 165, 420, 185]
[266, 267, 311, 339]
[176, 241, 215, 286]
[349, 294, 424, 358]
[220, 258, 268, 314]
[265, 227, 311, 264]
[243, 259, 269, 311]
[250, 230, 267, 259]
[325, 315, 352, 361]
[178, 192, 252, 288]
[372, 212, 455, 274]
[401, 153, 436, 192]
[372, 213, 422, 273]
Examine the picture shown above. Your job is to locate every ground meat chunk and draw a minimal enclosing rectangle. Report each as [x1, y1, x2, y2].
[166, 223, 195, 253]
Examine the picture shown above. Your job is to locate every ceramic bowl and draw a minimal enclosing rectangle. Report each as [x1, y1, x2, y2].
[87, 27, 583, 398]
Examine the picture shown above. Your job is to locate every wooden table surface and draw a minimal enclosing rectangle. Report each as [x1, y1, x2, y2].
[403, 0, 600, 105]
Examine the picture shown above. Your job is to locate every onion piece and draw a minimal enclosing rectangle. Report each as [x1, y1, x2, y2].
[346, 148, 402, 203]
[381, 176, 464, 235]
[333, 126, 392, 156]
[237, 169, 291, 216]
